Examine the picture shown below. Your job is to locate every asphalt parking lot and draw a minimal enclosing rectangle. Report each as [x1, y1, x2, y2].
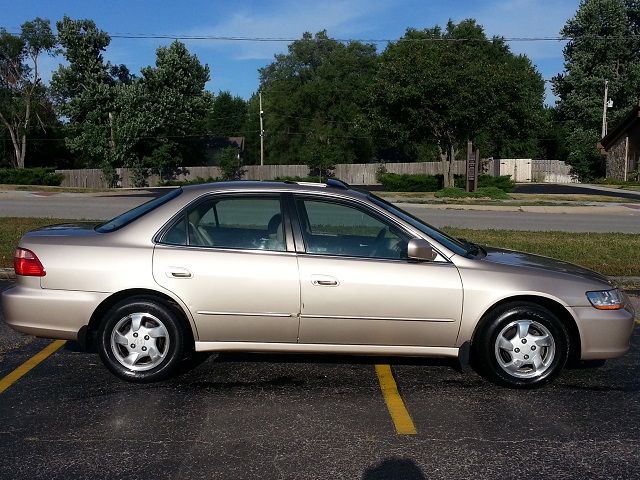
[1, 279, 639, 480]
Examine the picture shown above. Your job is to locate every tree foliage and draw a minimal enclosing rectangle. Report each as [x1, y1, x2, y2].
[258, 31, 377, 170]
[0, 18, 56, 168]
[371, 20, 545, 186]
[553, 0, 640, 179]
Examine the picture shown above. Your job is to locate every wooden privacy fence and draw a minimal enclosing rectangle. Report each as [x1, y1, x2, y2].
[55, 159, 574, 188]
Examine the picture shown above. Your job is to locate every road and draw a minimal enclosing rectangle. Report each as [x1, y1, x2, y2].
[0, 280, 639, 479]
[2, 190, 639, 232]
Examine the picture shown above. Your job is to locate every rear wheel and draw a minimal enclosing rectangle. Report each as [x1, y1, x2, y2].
[473, 302, 569, 388]
[98, 297, 187, 383]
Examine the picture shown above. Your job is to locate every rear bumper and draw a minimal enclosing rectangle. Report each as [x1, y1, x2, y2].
[574, 304, 636, 360]
[1, 285, 108, 340]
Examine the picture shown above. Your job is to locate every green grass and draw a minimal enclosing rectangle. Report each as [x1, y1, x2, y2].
[442, 227, 640, 276]
[1, 218, 638, 277]
[0, 218, 72, 268]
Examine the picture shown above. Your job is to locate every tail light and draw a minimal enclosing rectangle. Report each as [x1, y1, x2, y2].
[14, 248, 46, 277]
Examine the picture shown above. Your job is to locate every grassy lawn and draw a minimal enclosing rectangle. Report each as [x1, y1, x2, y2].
[379, 192, 638, 205]
[443, 227, 640, 277]
[0, 218, 73, 268]
[0, 217, 638, 277]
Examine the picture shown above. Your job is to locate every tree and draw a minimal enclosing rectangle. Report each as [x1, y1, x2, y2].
[51, 16, 129, 184]
[371, 20, 546, 187]
[206, 91, 248, 137]
[553, 0, 640, 179]
[125, 41, 211, 183]
[258, 31, 377, 171]
[0, 18, 56, 168]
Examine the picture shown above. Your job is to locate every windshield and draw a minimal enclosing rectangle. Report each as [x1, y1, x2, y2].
[96, 188, 182, 233]
[368, 193, 473, 257]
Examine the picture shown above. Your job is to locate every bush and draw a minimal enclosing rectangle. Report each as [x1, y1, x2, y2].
[434, 186, 510, 200]
[478, 175, 515, 192]
[273, 176, 322, 183]
[434, 187, 469, 198]
[453, 175, 515, 191]
[159, 176, 219, 186]
[377, 173, 442, 192]
[378, 173, 514, 193]
[474, 186, 511, 199]
[0, 168, 64, 186]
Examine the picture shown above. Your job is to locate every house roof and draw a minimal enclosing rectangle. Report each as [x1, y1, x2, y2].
[600, 105, 640, 151]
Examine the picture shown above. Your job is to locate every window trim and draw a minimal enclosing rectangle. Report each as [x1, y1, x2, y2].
[154, 192, 295, 253]
[290, 194, 415, 261]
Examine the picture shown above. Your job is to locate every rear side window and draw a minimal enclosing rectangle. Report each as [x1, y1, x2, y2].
[160, 195, 286, 252]
[96, 188, 182, 233]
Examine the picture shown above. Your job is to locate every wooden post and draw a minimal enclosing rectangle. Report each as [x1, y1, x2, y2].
[466, 140, 479, 192]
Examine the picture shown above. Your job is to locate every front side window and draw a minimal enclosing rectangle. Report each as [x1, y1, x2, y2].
[161, 196, 286, 251]
[295, 198, 408, 260]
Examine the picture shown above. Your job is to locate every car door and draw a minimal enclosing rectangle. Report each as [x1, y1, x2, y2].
[153, 193, 301, 343]
[292, 195, 463, 347]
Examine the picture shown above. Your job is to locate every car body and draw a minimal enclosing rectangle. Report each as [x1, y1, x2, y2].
[2, 180, 636, 387]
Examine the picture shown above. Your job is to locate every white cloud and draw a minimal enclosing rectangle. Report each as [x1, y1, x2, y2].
[189, 0, 392, 60]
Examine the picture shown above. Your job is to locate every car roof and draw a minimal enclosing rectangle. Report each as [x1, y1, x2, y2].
[180, 180, 370, 201]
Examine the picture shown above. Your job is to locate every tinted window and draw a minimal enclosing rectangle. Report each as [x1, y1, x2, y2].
[296, 198, 408, 259]
[96, 188, 182, 233]
[166, 196, 286, 251]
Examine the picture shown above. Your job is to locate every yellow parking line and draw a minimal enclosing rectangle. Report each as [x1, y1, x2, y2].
[0, 340, 66, 394]
[375, 364, 417, 435]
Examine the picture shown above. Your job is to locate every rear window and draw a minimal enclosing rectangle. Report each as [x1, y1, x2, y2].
[96, 188, 182, 233]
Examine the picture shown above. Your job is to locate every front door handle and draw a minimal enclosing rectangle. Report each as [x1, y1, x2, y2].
[166, 267, 192, 279]
[311, 274, 339, 287]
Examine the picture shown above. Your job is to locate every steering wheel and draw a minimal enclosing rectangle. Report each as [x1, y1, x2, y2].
[370, 227, 388, 257]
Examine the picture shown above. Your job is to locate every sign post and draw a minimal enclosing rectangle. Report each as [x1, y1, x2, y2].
[466, 140, 479, 192]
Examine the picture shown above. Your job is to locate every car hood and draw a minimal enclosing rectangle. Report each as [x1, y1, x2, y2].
[480, 247, 612, 286]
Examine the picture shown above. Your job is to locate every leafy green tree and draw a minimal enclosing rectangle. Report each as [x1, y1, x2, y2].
[206, 91, 248, 137]
[258, 31, 377, 170]
[124, 41, 211, 183]
[553, 0, 640, 179]
[217, 146, 246, 180]
[0, 18, 56, 168]
[372, 20, 545, 187]
[51, 17, 131, 184]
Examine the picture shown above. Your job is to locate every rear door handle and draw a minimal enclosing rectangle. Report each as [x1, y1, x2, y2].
[311, 274, 339, 287]
[166, 267, 192, 279]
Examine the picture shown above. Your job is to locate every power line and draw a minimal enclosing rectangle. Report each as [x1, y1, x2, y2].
[7, 29, 640, 44]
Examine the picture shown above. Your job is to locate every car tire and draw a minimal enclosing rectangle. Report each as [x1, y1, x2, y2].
[97, 297, 187, 383]
[472, 302, 569, 388]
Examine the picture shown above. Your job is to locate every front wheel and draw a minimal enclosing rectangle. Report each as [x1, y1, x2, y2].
[473, 302, 569, 388]
[98, 297, 187, 383]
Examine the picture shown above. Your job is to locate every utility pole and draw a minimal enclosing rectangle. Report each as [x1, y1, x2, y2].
[259, 91, 264, 166]
[602, 80, 609, 139]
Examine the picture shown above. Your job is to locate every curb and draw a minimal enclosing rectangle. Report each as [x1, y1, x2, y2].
[0, 268, 638, 292]
[0, 268, 15, 281]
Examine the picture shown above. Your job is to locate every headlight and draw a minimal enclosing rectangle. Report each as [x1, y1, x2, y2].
[586, 289, 625, 310]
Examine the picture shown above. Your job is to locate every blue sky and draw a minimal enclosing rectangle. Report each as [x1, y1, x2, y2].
[4, 0, 580, 104]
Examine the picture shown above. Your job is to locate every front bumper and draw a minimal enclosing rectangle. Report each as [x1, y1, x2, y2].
[1, 285, 108, 340]
[574, 303, 636, 360]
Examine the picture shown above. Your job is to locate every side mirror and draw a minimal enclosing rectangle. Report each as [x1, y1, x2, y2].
[407, 238, 437, 261]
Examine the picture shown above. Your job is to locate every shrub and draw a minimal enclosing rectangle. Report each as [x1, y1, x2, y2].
[273, 175, 323, 183]
[434, 187, 469, 198]
[474, 186, 510, 199]
[159, 176, 219, 186]
[453, 174, 515, 191]
[0, 168, 64, 186]
[478, 175, 515, 192]
[377, 173, 442, 192]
